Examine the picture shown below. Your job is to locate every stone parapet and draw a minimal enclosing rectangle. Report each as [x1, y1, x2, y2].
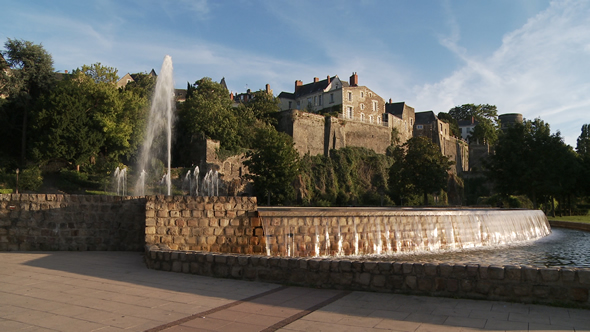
[145, 195, 261, 254]
[145, 244, 590, 308]
[0, 194, 145, 251]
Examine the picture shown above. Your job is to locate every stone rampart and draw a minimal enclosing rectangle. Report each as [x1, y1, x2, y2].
[0, 194, 145, 251]
[144, 245, 590, 308]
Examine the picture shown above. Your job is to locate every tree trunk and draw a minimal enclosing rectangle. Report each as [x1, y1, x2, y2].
[20, 107, 27, 165]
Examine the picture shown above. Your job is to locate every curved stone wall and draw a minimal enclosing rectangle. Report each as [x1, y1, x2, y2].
[144, 244, 590, 308]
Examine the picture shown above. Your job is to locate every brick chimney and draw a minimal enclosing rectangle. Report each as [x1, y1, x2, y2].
[389, 98, 392, 103]
[265, 83, 272, 94]
[349, 72, 358, 87]
[314, 77, 319, 83]
[295, 80, 303, 92]
[327, 75, 331, 84]
[65, 70, 68, 74]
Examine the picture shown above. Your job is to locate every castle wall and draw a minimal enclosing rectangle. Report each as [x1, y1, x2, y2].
[278, 110, 393, 157]
[337, 119, 392, 154]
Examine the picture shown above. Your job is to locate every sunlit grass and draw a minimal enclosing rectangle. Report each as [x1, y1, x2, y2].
[548, 214, 590, 224]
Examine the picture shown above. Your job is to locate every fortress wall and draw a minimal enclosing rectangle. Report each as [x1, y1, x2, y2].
[278, 110, 327, 157]
[338, 120, 392, 154]
[442, 137, 469, 174]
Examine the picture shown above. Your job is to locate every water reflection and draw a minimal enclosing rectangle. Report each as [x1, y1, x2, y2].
[365, 228, 590, 268]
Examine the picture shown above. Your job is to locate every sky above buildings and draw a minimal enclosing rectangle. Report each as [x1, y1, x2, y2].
[1, 0, 589, 147]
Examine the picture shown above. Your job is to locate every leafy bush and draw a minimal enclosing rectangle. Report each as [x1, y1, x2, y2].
[478, 194, 534, 209]
[18, 167, 43, 191]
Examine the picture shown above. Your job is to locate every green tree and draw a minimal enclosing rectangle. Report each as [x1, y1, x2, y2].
[79, 63, 119, 84]
[243, 90, 279, 126]
[244, 126, 299, 205]
[388, 136, 453, 205]
[176, 77, 241, 152]
[437, 112, 460, 137]
[0, 38, 55, 165]
[31, 65, 148, 168]
[123, 73, 156, 99]
[577, 124, 590, 157]
[577, 124, 590, 197]
[486, 118, 578, 211]
[448, 104, 500, 145]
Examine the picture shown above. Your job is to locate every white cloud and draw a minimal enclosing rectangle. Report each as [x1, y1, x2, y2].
[410, 0, 590, 146]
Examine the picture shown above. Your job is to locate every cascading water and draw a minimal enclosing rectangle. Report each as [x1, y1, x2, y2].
[135, 55, 175, 196]
[258, 207, 551, 257]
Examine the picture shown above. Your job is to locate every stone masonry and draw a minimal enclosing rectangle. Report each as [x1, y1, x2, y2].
[145, 195, 261, 254]
[0, 194, 145, 251]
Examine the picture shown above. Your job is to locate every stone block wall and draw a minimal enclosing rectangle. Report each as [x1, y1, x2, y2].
[145, 245, 590, 308]
[145, 195, 261, 254]
[0, 194, 145, 251]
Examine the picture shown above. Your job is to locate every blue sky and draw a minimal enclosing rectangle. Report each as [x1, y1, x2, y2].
[2, 0, 589, 147]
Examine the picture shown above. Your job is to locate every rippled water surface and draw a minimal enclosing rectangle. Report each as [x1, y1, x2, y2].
[364, 227, 590, 268]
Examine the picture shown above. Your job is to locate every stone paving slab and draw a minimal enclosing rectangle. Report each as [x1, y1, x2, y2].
[0, 252, 589, 332]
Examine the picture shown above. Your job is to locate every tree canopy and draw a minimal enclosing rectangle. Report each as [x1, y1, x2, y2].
[448, 104, 500, 145]
[486, 118, 579, 212]
[0, 38, 55, 166]
[244, 126, 299, 205]
[388, 136, 453, 205]
[32, 65, 149, 168]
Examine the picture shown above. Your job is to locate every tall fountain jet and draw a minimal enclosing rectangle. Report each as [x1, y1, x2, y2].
[135, 55, 175, 196]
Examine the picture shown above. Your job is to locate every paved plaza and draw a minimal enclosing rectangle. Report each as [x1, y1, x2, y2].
[0, 251, 588, 332]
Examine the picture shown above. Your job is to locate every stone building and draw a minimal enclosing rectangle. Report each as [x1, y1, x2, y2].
[278, 73, 386, 124]
[413, 111, 469, 174]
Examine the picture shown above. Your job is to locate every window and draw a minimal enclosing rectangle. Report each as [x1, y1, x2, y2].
[330, 93, 334, 103]
[307, 98, 312, 106]
[369, 115, 374, 123]
[318, 95, 322, 105]
[296, 101, 300, 110]
[360, 113, 365, 122]
[348, 92, 352, 101]
[377, 116, 381, 124]
[347, 106, 353, 119]
[314, 96, 317, 105]
[361, 91, 364, 98]
[410, 118, 413, 126]
[417, 125, 423, 129]
[373, 101, 378, 112]
[288, 101, 292, 109]
[360, 103, 364, 110]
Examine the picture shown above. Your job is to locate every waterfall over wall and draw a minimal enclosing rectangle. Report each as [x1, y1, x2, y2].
[258, 208, 551, 257]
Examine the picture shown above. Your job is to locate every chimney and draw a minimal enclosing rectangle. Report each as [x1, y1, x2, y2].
[327, 75, 331, 84]
[230, 92, 234, 101]
[314, 77, 319, 83]
[389, 98, 392, 103]
[349, 72, 358, 87]
[265, 83, 272, 94]
[65, 70, 68, 74]
[295, 80, 303, 92]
